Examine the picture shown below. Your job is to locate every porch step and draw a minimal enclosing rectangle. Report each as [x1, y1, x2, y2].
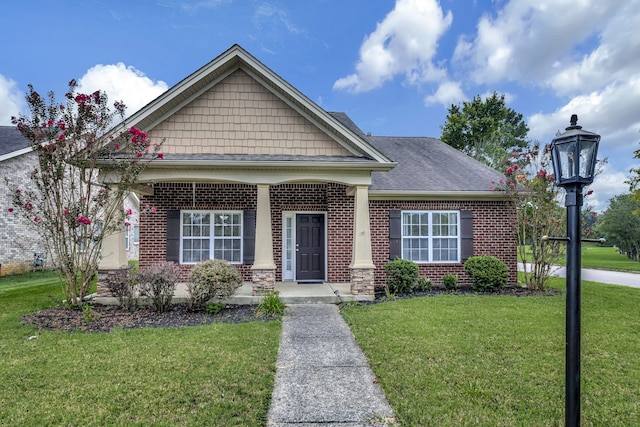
[93, 282, 374, 306]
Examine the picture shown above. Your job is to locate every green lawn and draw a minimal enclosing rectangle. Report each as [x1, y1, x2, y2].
[342, 277, 640, 426]
[522, 244, 640, 272]
[0, 271, 281, 426]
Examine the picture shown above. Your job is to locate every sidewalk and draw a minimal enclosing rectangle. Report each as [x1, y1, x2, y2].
[267, 304, 395, 426]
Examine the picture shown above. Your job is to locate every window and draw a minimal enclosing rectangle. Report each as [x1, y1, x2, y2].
[402, 211, 459, 262]
[181, 211, 242, 264]
[125, 225, 130, 250]
[133, 225, 139, 244]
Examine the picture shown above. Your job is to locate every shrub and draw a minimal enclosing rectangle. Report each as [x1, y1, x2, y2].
[384, 259, 419, 294]
[443, 273, 458, 291]
[464, 255, 509, 291]
[206, 302, 225, 314]
[187, 260, 242, 311]
[135, 261, 181, 312]
[256, 291, 286, 319]
[415, 276, 433, 292]
[105, 266, 138, 310]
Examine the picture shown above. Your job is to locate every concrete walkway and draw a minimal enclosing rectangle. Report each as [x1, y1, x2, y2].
[267, 304, 395, 426]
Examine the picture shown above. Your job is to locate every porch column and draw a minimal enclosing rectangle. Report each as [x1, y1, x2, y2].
[251, 184, 276, 294]
[350, 185, 375, 295]
[97, 195, 128, 297]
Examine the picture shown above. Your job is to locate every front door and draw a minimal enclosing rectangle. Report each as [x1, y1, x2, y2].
[296, 214, 325, 282]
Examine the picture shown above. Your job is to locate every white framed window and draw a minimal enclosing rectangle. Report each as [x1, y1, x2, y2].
[181, 211, 242, 264]
[402, 211, 460, 263]
[125, 225, 130, 250]
[133, 225, 139, 244]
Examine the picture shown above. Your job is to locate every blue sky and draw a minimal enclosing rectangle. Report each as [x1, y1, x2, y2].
[1, 0, 638, 212]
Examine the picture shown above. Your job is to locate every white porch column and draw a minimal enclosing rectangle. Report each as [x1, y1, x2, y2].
[351, 185, 374, 269]
[97, 193, 128, 297]
[251, 184, 276, 294]
[350, 185, 375, 295]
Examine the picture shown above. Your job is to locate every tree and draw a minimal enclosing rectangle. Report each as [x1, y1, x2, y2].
[7, 81, 162, 306]
[440, 92, 529, 170]
[598, 194, 640, 261]
[493, 143, 564, 291]
[627, 133, 640, 201]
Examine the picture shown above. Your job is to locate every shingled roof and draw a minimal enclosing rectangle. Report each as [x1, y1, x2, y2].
[0, 126, 30, 159]
[329, 112, 505, 195]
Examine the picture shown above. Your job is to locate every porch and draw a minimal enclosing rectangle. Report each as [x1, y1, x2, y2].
[93, 281, 375, 306]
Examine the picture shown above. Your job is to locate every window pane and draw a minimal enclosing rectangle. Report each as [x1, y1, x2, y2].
[433, 238, 458, 261]
[133, 225, 139, 243]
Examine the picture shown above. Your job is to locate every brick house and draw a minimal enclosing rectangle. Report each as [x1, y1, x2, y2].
[96, 44, 516, 296]
[0, 127, 140, 276]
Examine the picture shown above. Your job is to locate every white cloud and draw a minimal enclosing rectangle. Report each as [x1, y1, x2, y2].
[586, 164, 632, 212]
[0, 74, 26, 125]
[76, 63, 168, 118]
[424, 80, 466, 107]
[453, 0, 624, 87]
[333, 0, 452, 93]
[254, 3, 305, 35]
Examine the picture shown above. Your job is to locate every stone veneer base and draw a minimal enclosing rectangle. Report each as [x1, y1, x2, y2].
[350, 267, 375, 295]
[252, 269, 276, 295]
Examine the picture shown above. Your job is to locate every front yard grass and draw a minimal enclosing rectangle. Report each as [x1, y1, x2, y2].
[521, 244, 640, 272]
[341, 277, 640, 426]
[0, 271, 281, 426]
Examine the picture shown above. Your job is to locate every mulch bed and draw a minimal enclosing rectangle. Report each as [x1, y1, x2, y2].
[22, 285, 560, 333]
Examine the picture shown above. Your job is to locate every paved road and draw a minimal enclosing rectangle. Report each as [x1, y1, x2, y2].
[519, 264, 640, 288]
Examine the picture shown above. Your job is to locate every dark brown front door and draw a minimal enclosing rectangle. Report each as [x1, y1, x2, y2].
[296, 214, 325, 282]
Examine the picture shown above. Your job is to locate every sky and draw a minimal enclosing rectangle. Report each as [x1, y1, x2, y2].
[1, 0, 638, 212]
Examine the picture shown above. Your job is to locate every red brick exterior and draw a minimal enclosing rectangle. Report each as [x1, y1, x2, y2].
[139, 183, 516, 288]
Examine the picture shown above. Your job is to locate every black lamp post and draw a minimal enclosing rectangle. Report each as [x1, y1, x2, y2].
[549, 114, 600, 427]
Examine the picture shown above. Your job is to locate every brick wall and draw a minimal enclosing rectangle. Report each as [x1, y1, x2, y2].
[370, 200, 517, 288]
[0, 152, 44, 276]
[139, 182, 516, 287]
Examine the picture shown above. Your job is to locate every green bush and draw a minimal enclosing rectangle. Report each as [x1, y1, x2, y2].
[135, 261, 181, 312]
[442, 273, 458, 291]
[464, 256, 509, 291]
[187, 260, 242, 311]
[384, 259, 419, 295]
[105, 266, 138, 310]
[415, 276, 433, 292]
[256, 291, 286, 319]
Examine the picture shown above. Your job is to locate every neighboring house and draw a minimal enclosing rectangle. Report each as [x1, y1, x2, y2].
[0, 127, 140, 275]
[0, 126, 42, 275]
[94, 44, 517, 296]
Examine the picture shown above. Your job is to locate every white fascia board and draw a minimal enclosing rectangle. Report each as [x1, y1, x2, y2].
[368, 190, 511, 201]
[0, 147, 32, 162]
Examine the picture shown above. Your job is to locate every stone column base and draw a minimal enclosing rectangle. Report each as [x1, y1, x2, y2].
[350, 267, 375, 295]
[97, 266, 131, 297]
[252, 269, 276, 295]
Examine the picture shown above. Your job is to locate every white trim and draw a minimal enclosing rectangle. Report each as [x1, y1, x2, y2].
[0, 147, 32, 162]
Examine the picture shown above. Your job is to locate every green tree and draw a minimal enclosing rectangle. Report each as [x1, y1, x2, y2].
[493, 143, 564, 290]
[627, 133, 640, 201]
[440, 92, 529, 170]
[598, 194, 640, 261]
[7, 81, 163, 306]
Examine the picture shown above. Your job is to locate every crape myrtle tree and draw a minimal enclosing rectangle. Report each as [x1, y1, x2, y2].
[7, 80, 163, 306]
[492, 143, 564, 291]
[440, 92, 529, 170]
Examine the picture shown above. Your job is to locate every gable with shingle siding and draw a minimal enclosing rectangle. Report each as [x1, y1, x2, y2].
[147, 70, 353, 157]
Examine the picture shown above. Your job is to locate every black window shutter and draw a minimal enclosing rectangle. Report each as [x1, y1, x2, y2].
[460, 210, 473, 261]
[243, 209, 256, 264]
[166, 210, 180, 263]
[389, 210, 402, 260]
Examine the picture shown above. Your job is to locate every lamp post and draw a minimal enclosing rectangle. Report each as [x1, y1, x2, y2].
[549, 114, 600, 427]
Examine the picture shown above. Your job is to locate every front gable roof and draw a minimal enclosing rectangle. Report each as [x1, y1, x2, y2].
[118, 44, 392, 165]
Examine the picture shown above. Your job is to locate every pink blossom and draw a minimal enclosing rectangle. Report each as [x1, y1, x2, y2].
[24, 201, 33, 210]
[124, 221, 131, 227]
[47, 119, 54, 127]
[126, 208, 133, 215]
[114, 143, 120, 150]
[34, 216, 41, 223]
[63, 209, 69, 216]
[506, 167, 513, 174]
[56, 121, 65, 130]
[586, 189, 593, 195]
[489, 185, 495, 191]
[151, 207, 157, 214]
[58, 133, 65, 141]
[77, 215, 91, 225]
[536, 170, 547, 178]
[157, 153, 164, 159]
[15, 189, 21, 194]
[8, 208, 14, 213]
[136, 152, 142, 157]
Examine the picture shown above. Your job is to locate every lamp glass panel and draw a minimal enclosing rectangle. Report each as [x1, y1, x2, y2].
[579, 140, 598, 179]
[556, 141, 578, 180]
